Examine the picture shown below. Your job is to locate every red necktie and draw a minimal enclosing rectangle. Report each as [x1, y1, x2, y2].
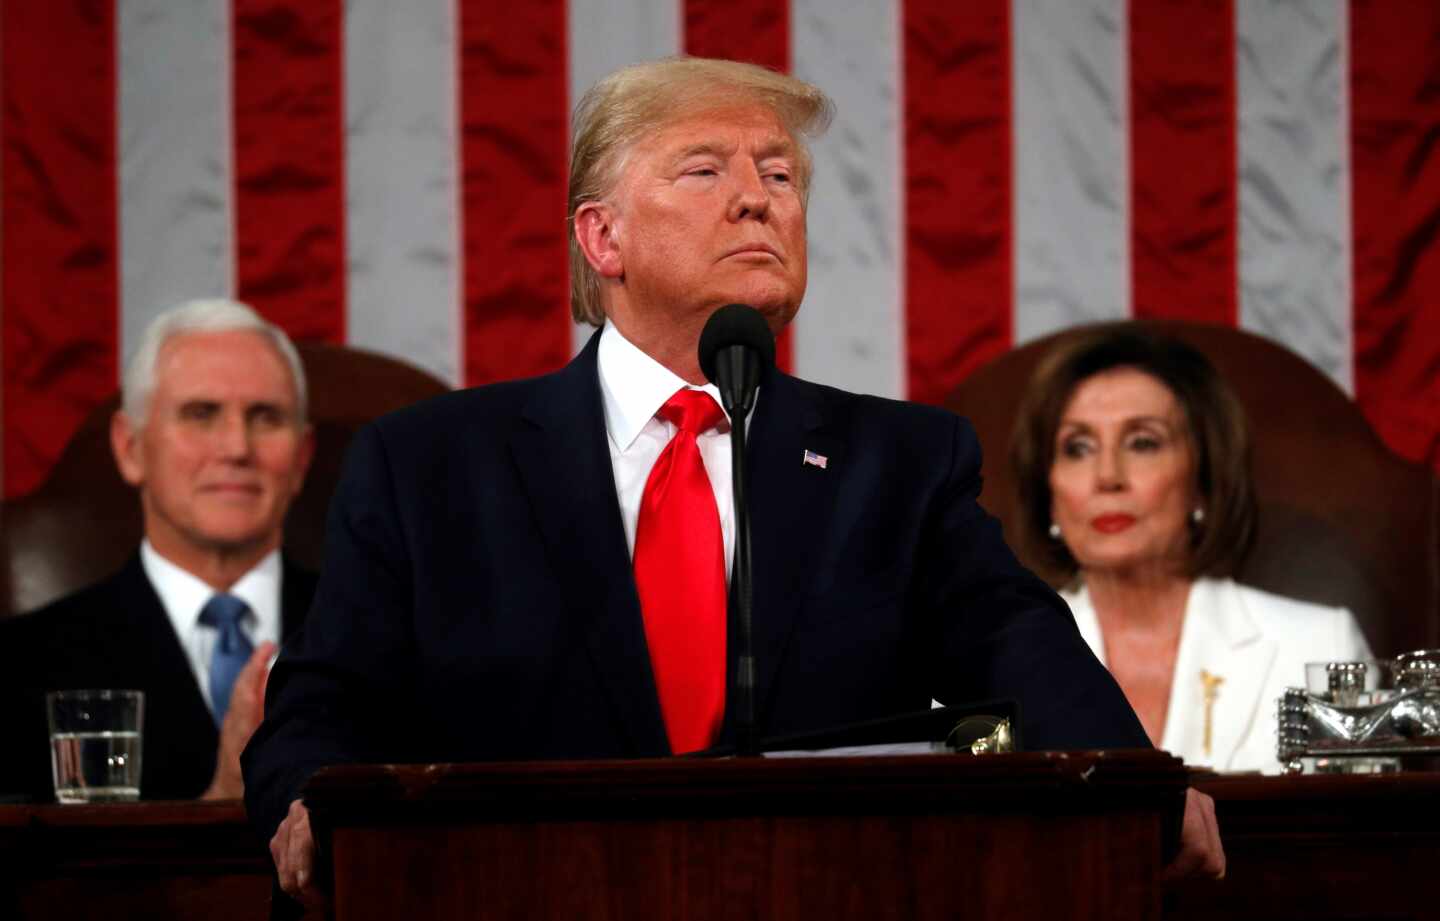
[633, 389, 728, 754]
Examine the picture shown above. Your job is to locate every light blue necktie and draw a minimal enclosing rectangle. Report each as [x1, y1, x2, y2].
[198, 593, 254, 726]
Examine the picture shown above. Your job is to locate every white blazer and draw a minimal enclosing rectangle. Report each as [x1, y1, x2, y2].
[1061, 578, 1372, 774]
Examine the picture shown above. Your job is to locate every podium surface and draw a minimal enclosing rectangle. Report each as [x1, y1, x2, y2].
[304, 750, 1185, 921]
[4, 765, 1437, 919]
[1172, 771, 1440, 921]
[0, 800, 268, 920]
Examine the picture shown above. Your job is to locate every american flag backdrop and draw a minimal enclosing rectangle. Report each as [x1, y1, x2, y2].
[2, 0, 1437, 500]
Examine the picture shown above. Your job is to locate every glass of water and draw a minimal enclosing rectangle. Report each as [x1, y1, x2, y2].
[45, 689, 144, 804]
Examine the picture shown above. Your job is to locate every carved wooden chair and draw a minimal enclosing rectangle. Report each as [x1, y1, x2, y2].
[947, 321, 1440, 657]
[0, 343, 450, 618]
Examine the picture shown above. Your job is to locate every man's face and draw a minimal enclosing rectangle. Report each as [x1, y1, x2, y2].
[605, 103, 808, 334]
[111, 330, 313, 566]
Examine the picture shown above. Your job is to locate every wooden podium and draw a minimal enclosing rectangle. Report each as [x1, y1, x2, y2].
[1172, 772, 1440, 921]
[0, 800, 270, 921]
[304, 750, 1186, 921]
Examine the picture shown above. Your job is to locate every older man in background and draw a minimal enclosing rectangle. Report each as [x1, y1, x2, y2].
[247, 58, 1223, 907]
[0, 298, 316, 802]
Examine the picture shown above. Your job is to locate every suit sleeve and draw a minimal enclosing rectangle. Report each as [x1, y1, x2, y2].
[918, 415, 1151, 751]
[0, 616, 56, 800]
[242, 422, 422, 840]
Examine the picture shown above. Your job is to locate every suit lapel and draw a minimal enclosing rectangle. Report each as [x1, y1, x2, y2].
[113, 557, 220, 789]
[117, 557, 214, 727]
[743, 371, 844, 729]
[1165, 579, 1276, 770]
[508, 334, 669, 755]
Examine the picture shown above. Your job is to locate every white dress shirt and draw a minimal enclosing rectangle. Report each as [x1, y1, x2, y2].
[597, 322, 746, 580]
[142, 540, 282, 712]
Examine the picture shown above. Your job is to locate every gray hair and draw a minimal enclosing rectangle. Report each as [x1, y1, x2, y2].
[567, 56, 834, 327]
[122, 299, 308, 427]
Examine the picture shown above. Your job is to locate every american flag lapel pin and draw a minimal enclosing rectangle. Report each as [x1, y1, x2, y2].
[802, 449, 828, 469]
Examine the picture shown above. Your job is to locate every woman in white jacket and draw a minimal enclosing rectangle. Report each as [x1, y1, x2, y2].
[1010, 326, 1372, 773]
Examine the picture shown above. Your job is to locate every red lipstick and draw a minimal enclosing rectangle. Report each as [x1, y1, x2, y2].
[1091, 514, 1136, 534]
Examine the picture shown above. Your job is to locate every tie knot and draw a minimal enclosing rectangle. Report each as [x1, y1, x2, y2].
[199, 593, 250, 629]
[658, 389, 725, 435]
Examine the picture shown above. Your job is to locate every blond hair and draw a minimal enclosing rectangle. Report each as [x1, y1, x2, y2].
[567, 57, 833, 326]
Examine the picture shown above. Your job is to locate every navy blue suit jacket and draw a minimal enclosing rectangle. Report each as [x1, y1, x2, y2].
[243, 332, 1148, 837]
[0, 553, 316, 801]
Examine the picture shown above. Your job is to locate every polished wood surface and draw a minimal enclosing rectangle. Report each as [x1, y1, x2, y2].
[0, 800, 271, 921]
[3, 763, 1435, 919]
[304, 751, 1187, 921]
[1169, 772, 1440, 921]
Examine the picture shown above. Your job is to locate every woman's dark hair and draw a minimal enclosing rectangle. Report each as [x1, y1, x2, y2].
[1009, 323, 1256, 582]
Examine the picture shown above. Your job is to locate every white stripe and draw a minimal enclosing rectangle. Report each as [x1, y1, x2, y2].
[118, 0, 233, 364]
[344, 0, 462, 387]
[1336, 4, 1353, 396]
[1012, 0, 1130, 344]
[567, 0, 682, 110]
[1236, 0, 1352, 393]
[792, 0, 903, 399]
[567, 0, 683, 356]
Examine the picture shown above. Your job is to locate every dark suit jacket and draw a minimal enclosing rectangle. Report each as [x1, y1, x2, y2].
[243, 332, 1149, 838]
[0, 553, 316, 801]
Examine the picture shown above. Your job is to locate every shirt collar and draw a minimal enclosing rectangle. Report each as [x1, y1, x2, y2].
[141, 539, 282, 637]
[597, 322, 731, 453]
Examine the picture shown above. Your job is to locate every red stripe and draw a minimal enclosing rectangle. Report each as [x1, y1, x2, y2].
[1128, 0, 1237, 326]
[458, 0, 570, 387]
[232, 0, 347, 343]
[0, 1, 118, 499]
[684, 0, 796, 376]
[1349, 0, 1440, 471]
[902, 0, 1012, 405]
[685, 0, 789, 71]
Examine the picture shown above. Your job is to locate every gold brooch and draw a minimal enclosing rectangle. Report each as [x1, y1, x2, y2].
[1200, 669, 1225, 757]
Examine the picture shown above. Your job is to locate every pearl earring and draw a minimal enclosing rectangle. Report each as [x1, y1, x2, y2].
[1048, 522, 1062, 540]
[1191, 506, 1205, 525]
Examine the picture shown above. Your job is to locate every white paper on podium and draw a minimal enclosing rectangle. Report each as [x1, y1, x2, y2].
[761, 741, 950, 758]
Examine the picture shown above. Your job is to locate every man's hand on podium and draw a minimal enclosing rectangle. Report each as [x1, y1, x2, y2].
[1163, 787, 1225, 882]
[272, 798, 327, 910]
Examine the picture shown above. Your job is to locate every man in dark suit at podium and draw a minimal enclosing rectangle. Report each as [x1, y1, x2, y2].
[245, 58, 1223, 905]
[0, 299, 317, 802]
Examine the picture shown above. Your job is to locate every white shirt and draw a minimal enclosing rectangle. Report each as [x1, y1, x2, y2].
[597, 322, 745, 579]
[141, 540, 282, 712]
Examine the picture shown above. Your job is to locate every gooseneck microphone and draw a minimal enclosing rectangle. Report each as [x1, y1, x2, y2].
[698, 304, 775, 757]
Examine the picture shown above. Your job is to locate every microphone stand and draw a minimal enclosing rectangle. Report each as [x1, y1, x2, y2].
[716, 347, 759, 757]
[729, 403, 757, 757]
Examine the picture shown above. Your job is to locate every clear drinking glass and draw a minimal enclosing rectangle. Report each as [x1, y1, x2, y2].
[45, 689, 144, 804]
[1303, 660, 1398, 706]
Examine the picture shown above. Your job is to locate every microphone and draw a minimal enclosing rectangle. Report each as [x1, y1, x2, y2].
[699, 303, 775, 416]
[698, 304, 775, 757]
